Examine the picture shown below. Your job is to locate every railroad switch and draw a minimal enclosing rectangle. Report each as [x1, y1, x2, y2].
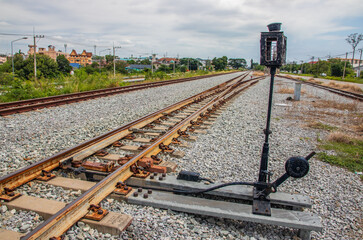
[114, 181, 132, 195]
[159, 143, 174, 153]
[95, 149, 109, 157]
[0, 187, 21, 202]
[36, 170, 56, 181]
[85, 204, 109, 221]
[82, 161, 115, 172]
[131, 164, 150, 178]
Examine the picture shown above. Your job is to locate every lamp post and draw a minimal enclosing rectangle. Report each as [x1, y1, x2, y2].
[11, 37, 28, 77]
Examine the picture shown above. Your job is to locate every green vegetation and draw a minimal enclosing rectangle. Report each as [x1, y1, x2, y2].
[0, 53, 241, 102]
[317, 134, 363, 180]
[281, 58, 363, 84]
[308, 122, 338, 131]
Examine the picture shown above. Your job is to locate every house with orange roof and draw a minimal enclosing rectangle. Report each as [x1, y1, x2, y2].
[67, 49, 92, 66]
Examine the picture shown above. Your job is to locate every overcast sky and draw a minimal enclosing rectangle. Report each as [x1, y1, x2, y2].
[1, 0, 363, 63]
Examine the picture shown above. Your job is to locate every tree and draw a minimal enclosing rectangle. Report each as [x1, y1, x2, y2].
[56, 55, 72, 75]
[346, 33, 363, 64]
[105, 55, 114, 64]
[179, 58, 201, 71]
[229, 58, 247, 69]
[139, 58, 151, 65]
[212, 56, 228, 71]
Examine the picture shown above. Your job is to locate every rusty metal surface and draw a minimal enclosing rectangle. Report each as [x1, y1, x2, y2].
[277, 75, 363, 101]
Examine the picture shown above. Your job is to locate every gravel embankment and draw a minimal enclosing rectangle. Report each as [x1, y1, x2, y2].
[1, 74, 362, 240]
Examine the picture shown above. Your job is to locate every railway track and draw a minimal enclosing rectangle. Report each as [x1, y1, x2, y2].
[0, 72, 321, 240]
[0, 72, 235, 116]
[277, 75, 363, 101]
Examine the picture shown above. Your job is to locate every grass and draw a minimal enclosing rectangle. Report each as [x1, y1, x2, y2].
[0, 70, 232, 103]
[277, 86, 306, 94]
[284, 72, 363, 84]
[324, 81, 363, 93]
[307, 121, 338, 131]
[317, 132, 363, 180]
[311, 99, 358, 111]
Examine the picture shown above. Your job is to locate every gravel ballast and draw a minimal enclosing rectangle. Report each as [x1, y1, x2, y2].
[1, 74, 362, 239]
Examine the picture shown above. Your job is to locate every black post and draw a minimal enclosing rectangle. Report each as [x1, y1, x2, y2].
[258, 66, 276, 184]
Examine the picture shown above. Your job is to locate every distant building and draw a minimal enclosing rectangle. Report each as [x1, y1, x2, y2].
[126, 64, 151, 71]
[158, 58, 180, 65]
[0, 55, 7, 64]
[333, 58, 363, 68]
[68, 49, 92, 66]
[28, 45, 68, 61]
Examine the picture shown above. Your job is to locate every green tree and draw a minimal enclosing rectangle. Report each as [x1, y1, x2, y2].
[229, 58, 247, 69]
[56, 55, 72, 75]
[139, 59, 151, 65]
[346, 33, 363, 64]
[212, 56, 228, 71]
[105, 55, 114, 64]
[179, 58, 201, 71]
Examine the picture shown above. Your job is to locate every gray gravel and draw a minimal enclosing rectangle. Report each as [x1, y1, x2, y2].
[1, 74, 362, 239]
[0, 72, 241, 176]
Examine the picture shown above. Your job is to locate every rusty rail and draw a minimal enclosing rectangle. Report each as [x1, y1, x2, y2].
[23, 73, 261, 239]
[0, 73, 246, 195]
[277, 75, 363, 101]
[0, 72, 237, 116]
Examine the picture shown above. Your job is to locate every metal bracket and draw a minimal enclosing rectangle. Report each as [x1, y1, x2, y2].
[113, 181, 132, 195]
[159, 143, 174, 153]
[36, 170, 56, 181]
[95, 150, 109, 157]
[85, 204, 109, 221]
[252, 188, 271, 216]
[0, 187, 21, 202]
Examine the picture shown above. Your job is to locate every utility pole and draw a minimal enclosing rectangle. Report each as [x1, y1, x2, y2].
[343, 52, 348, 79]
[94, 45, 97, 56]
[113, 43, 121, 77]
[357, 49, 362, 78]
[151, 54, 156, 73]
[64, 44, 67, 53]
[33, 30, 44, 81]
[300, 61, 304, 74]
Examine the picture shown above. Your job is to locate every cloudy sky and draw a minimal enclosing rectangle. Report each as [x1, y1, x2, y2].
[1, 0, 363, 63]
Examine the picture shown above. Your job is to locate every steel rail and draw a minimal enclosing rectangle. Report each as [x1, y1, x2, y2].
[23, 73, 257, 240]
[277, 75, 363, 101]
[0, 72, 237, 116]
[0, 73, 247, 195]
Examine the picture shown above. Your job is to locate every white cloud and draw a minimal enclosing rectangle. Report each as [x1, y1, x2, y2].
[0, 0, 362, 60]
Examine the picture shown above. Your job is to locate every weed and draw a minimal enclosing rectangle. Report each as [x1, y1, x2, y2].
[312, 100, 358, 111]
[307, 121, 338, 131]
[277, 86, 306, 94]
[317, 132, 363, 178]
